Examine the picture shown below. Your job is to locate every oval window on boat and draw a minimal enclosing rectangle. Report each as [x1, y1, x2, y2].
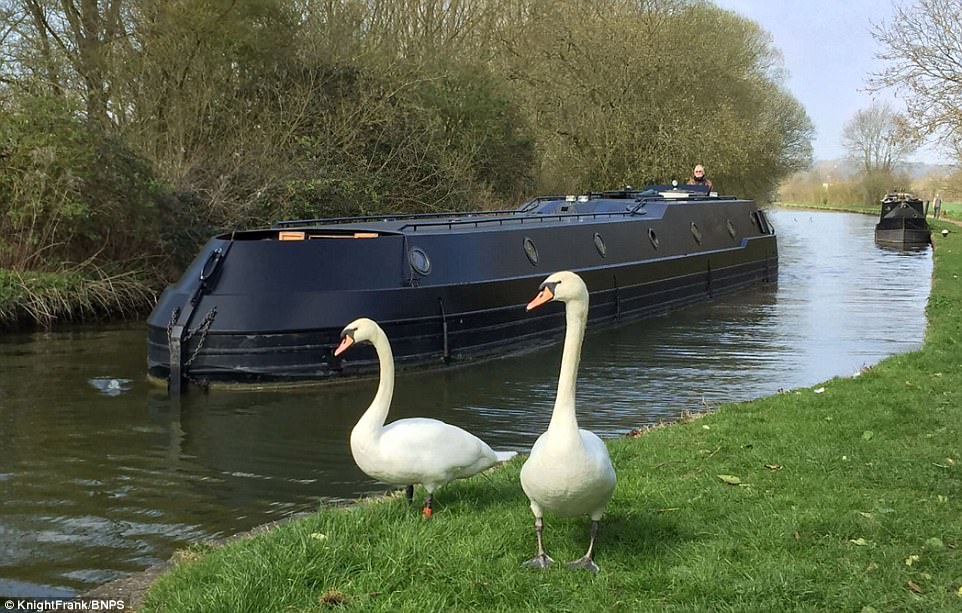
[593, 233, 607, 258]
[523, 237, 539, 265]
[726, 219, 737, 239]
[690, 222, 703, 244]
[648, 228, 659, 249]
[408, 247, 431, 275]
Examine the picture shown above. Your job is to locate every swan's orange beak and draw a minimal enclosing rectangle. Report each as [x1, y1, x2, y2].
[526, 286, 554, 311]
[334, 336, 354, 357]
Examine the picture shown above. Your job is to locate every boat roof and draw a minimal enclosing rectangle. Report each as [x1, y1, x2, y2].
[259, 185, 739, 237]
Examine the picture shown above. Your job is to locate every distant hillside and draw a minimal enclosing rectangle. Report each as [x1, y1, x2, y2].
[812, 159, 956, 180]
[780, 158, 962, 204]
[901, 160, 958, 179]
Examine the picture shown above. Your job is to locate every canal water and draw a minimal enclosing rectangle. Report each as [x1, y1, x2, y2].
[0, 209, 932, 596]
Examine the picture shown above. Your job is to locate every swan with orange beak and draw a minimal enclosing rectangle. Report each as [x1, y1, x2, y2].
[520, 271, 617, 572]
[334, 317, 517, 518]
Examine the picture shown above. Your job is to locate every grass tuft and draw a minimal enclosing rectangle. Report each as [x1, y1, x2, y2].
[0, 265, 155, 328]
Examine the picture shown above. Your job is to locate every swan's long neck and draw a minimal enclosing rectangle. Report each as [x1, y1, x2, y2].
[355, 329, 394, 434]
[548, 296, 587, 435]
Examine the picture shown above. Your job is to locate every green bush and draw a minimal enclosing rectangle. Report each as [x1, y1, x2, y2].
[248, 59, 535, 223]
[0, 95, 168, 270]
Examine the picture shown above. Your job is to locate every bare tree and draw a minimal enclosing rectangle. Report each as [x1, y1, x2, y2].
[841, 102, 917, 173]
[870, 0, 962, 161]
[10, 0, 130, 128]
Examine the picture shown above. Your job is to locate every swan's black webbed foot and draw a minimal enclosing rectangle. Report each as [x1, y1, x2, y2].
[566, 556, 599, 573]
[522, 553, 555, 569]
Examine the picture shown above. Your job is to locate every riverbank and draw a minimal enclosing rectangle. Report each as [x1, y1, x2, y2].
[131, 218, 961, 612]
[777, 199, 961, 221]
[0, 268, 156, 330]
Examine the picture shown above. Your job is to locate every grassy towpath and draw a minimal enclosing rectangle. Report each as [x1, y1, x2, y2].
[140, 221, 961, 612]
[777, 199, 962, 222]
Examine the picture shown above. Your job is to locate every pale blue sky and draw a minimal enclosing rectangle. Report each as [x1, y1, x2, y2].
[713, 0, 949, 165]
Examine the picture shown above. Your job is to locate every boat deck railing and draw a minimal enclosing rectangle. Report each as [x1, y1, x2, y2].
[271, 206, 657, 233]
[397, 208, 652, 231]
[271, 191, 737, 232]
[271, 208, 531, 229]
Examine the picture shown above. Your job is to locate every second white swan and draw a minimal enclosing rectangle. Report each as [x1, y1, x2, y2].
[335, 317, 517, 518]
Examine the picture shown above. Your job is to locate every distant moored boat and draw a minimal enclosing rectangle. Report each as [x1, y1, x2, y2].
[874, 192, 931, 248]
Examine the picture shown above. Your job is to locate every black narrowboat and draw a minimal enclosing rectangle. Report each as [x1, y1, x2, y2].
[874, 192, 931, 247]
[147, 185, 778, 390]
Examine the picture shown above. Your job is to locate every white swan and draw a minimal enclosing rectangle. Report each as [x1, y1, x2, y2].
[520, 271, 617, 572]
[334, 317, 517, 518]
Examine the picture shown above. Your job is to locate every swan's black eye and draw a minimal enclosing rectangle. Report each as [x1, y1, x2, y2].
[340, 327, 357, 340]
[540, 281, 560, 293]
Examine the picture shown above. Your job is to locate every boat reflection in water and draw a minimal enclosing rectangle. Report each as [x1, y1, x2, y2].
[874, 192, 931, 248]
[147, 185, 777, 391]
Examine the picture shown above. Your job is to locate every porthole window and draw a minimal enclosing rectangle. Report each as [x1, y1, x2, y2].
[690, 222, 703, 244]
[408, 247, 431, 274]
[749, 212, 758, 227]
[523, 237, 539, 265]
[726, 219, 737, 239]
[593, 233, 607, 258]
[648, 228, 659, 249]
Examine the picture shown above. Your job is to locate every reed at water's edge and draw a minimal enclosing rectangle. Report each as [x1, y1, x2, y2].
[135, 221, 961, 612]
[0, 267, 156, 330]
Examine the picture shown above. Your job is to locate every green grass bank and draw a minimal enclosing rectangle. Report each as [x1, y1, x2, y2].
[141, 221, 961, 612]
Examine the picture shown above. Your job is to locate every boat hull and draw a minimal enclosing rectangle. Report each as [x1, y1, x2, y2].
[146, 195, 778, 386]
[874, 226, 931, 247]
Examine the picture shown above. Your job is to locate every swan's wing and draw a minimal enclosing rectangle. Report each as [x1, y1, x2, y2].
[380, 417, 480, 444]
[377, 418, 500, 479]
[579, 429, 611, 458]
[580, 429, 616, 472]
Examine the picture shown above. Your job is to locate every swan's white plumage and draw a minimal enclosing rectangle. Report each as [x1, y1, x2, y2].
[337, 318, 516, 502]
[519, 271, 616, 569]
[520, 426, 615, 520]
[351, 416, 515, 493]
